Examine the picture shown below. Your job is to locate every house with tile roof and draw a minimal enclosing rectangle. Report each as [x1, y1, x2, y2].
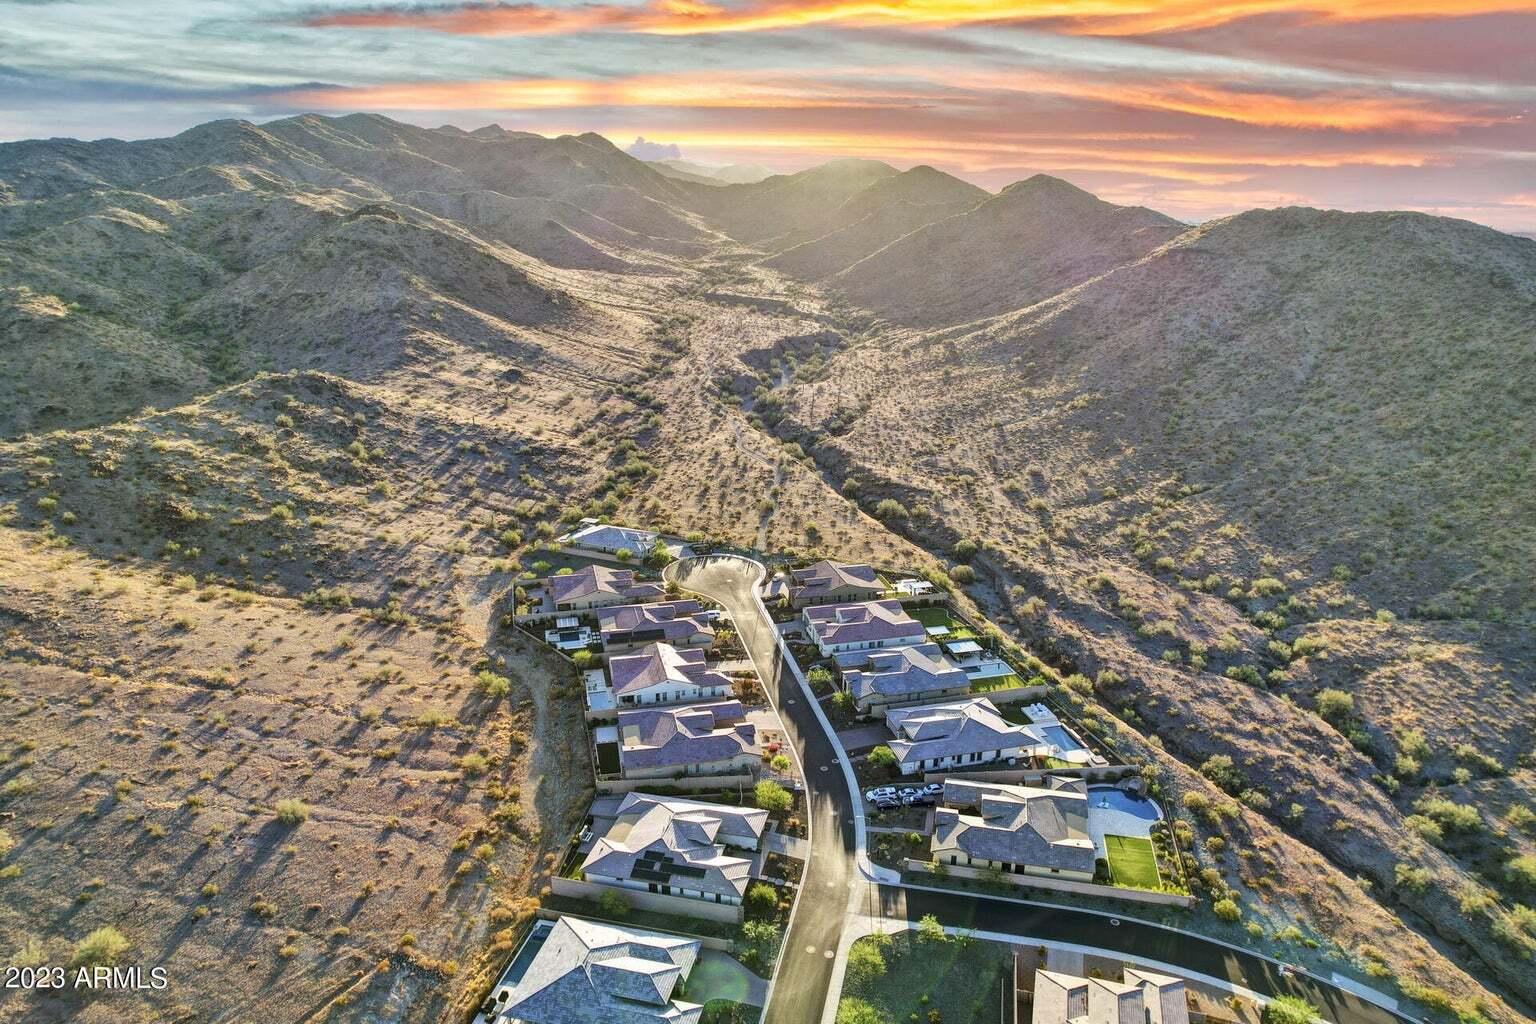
[884, 696, 1046, 775]
[801, 599, 926, 657]
[839, 642, 970, 714]
[786, 560, 885, 609]
[580, 793, 767, 915]
[491, 915, 702, 1024]
[599, 600, 716, 655]
[529, 566, 665, 613]
[607, 643, 735, 708]
[558, 518, 661, 557]
[616, 701, 758, 779]
[933, 776, 1096, 881]
[1031, 968, 1189, 1024]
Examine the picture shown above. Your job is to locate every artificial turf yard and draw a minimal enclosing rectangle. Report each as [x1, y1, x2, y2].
[1104, 834, 1161, 889]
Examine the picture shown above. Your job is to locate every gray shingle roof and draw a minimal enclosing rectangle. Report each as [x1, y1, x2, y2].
[803, 599, 924, 647]
[843, 643, 968, 704]
[617, 701, 755, 771]
[885, 697, 1046, 764]
[933, 776, 1095, 874]
[608, 643, 734, 698]
[540, 566, 664, 606]
[499, 916, 701, 1024]
[582, 793, 762, 899]
[788, 560, 882, 603]
[599, 601, 714, 646]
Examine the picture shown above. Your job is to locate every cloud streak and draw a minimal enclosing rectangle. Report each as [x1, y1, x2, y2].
[299, 0, 1536, 37]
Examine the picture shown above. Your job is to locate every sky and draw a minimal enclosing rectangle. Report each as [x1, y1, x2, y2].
[2, 0, 1534, 231]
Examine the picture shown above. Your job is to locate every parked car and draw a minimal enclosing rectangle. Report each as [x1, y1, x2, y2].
[900, 790, 934, 807]
[872, 797, 902, 811]
[864, 786, 897, 803]
[920, 782, 943, 796]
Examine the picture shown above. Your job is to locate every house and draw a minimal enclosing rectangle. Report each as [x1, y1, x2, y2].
[596, 791, 769, 850]
[558, 518, 660, 557]
[490, 915, 701, 1024]
[616, 701, 758, 779]
[933, 776, 1095, 881]
[608, 643, 735, 708]
[599, 600, 715, 654]
[580, 793, 767, 913]
[530, 565, 664, 613]
[840, 643, 970, 715]
[1032, 969, 1189, 1024]
[802, 600, 926, 657]
[884, 697, 1044, 774]
[787, 560, 884, 609]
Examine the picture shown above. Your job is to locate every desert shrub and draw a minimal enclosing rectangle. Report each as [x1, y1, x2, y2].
[874, 498, 908, 521]
[1506, 855, 1536, 891]
[273, 798, 310, 826]
[1200, 755, 1244, 795]
[1395, 863, 1433, 892]
[1415, 796, 1482, 835]
[1315, 688, 1354, 726]
[476, 670, 511, 698]
[1212, 898, 1242, 923]
[950, 564, 976, 584]
[952, 538, 978, 562]
[459, 753, 489, 777]
[71, 927, 130, 967]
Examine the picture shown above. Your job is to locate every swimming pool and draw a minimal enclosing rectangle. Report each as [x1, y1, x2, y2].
[1089, 786, 1161, 820]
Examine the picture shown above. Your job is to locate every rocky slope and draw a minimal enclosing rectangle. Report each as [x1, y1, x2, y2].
[829, 174, 1185, 326]
[1, 113, 1533, 1024]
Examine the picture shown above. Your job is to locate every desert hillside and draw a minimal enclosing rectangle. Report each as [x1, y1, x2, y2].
[829, 174, 1186, 326]
[1, 113, 1534, 1024]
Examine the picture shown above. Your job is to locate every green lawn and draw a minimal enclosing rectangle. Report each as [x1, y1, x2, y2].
[909, 606, 977, 640]
[839, 931, 1011, 1024]
[1104, 834, 1161, 889]
[968, 672, 1022, 693]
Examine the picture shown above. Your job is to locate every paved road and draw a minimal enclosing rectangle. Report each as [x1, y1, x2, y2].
[668, 555, 866, 1024]
[669, 555, 1410, 1024]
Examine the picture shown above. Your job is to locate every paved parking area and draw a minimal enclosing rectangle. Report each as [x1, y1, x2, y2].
[835, 722, 893, 753]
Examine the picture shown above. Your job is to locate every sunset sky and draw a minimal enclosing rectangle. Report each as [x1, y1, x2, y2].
[3, 0, 1534, 230]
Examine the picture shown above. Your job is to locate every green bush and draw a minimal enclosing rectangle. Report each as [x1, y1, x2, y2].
[754, 780, 791, 813]
[867, 746, 898, 770]
[71, 927, 130, 967]
[1263, 995, 1319, 1024]
[1212, 898, 1241, 923]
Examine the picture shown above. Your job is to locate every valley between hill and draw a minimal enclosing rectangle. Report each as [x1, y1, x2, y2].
[0, 113, 1533, 1024]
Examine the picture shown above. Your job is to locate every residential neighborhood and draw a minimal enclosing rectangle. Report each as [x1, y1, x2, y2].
[481, 540, 1305, 1024]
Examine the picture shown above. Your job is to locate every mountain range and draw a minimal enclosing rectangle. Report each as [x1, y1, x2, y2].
[1, 113, 1533, 1024]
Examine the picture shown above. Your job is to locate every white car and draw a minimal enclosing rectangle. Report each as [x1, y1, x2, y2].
[864, 786, 897, 803]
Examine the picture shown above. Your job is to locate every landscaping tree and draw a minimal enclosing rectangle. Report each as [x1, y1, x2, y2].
[598, 889, 631, 919]
[836, 997, 887, 1024]
[844, 937, 888, 988]
[740, 920, 781, 968]
[916, 913, 946, 943]
[806, 666, 835, 694]
[755, 780, 792, 814]
[770, 753, 792, 773]
[867, 745, 898, 772]
[571, 650, 594, 670]
[744, 881, 778, 919]
[1263, 996, 1320, 1024]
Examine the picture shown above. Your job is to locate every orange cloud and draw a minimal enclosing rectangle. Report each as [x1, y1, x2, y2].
[928, 68, 1505, 133]
[302, 0, 1536, 38]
